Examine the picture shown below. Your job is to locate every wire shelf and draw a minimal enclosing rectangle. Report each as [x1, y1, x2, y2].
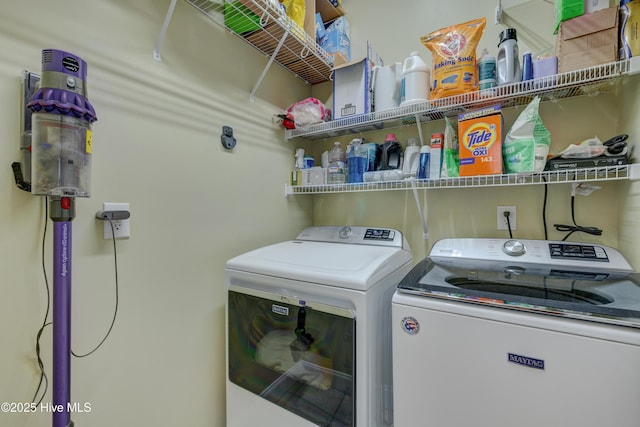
[285, 165, 636, 196]
[184, 0, 334, 85]
[285, 59, 635, 140]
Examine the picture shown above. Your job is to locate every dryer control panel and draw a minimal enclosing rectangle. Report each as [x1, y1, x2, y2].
[296, 226, 406, 248]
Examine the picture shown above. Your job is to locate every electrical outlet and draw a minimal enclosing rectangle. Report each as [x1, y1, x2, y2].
[103, 202, 130, 239]
[497, 206, 517, 231]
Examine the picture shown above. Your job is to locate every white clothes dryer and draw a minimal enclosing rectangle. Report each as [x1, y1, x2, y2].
[225, 226, 413, 427]
[392, 238, 640, 427]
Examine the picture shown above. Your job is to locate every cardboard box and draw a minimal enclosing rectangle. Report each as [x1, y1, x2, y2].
[458, 105, 503, 176]
[554, 0, 584, 33]
[321, 15, 350, 61]
[321, 29, 350, 61]
[556, 6, 618, 73]
[332, 42, 382, 120]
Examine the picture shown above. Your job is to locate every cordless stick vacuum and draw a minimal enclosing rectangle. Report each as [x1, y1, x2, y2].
[28, 49, 97, 427]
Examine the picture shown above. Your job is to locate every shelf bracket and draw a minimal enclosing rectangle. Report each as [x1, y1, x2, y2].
[410, 179, 429, 240]
[154, 0, 179, 61]
[250, 28, 290, 102]
[415, 114, 425, 146]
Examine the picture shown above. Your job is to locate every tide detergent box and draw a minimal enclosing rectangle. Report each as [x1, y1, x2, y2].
[458, 105, 503, 176]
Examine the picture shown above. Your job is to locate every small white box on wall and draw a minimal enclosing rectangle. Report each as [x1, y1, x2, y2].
[585, 0, 612, 14]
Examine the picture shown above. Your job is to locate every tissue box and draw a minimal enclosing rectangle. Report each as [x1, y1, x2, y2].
[556, 6, 618, 73]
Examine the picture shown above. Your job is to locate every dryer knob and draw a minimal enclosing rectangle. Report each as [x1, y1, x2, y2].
[503, 239, 525, 256]
[338, 226, 352, 239]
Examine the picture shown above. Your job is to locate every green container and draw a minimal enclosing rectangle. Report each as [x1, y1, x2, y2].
[554, 0, 584, 34]
[224, 1, 261, 34]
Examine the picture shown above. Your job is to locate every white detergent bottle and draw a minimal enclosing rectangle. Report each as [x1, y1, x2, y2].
[496, 28, 522, 86]
[400, 51, 430, 106]
[402, 138, 420, 177]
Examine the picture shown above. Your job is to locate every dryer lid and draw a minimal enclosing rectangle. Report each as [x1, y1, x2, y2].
[226, 237, 413, 291]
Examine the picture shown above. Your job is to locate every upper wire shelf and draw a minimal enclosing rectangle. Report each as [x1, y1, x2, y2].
[183, 0, 335, 85]
[285, 58, 640, 141]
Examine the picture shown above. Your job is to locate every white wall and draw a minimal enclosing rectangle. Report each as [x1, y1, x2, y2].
[0, 1, 313, 426]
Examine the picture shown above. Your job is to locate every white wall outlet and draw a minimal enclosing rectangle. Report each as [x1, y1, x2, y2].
[103, 202, 130, 239]
[497, 205, 517, 231]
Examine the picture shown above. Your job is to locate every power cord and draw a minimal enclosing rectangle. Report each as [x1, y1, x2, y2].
[503, 210, 513, 239]
[32, 202, 120, 404]
[72, 217, 119, 358]
[542, 177, 549, 240]
[553, 183, 602, 241]
[32, 197, 50, 406]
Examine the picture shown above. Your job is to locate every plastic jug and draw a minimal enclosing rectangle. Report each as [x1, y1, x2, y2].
[400, 51, 431, 106]
[402, 138, 420, 177]
[371, 62, 402, 112]
[496, 28, 521, 86]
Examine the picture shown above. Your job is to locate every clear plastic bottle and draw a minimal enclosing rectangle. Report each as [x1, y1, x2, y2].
[478, 48, 497, 95]
[327, 141, 346, 184]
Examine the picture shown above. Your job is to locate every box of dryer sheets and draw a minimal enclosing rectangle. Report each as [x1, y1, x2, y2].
[458, 105, 503, 176]
[332, 41, 382, 120]
[321, 16, 351, 61]
[556, 6, 618, 72]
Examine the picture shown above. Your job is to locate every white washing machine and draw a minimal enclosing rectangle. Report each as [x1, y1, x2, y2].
[225, 226, 413, 427]
[392, 238, 640, 427]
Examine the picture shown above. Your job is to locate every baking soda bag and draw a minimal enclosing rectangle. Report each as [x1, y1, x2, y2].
[421, 17, 486, 100]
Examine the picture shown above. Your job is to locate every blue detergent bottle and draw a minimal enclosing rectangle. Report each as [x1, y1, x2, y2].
[347, 139, 368, 183]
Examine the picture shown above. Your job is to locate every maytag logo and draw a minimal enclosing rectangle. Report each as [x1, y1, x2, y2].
[508, 353, 545, 370]
[272, 304, 289, 316]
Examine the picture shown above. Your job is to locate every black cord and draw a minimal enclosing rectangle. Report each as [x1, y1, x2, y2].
[542, 177, 548, 240]
[553, 194, 602, 241]
[72, 217, 119, 358]
[32, 197, 51, 406]
[505, 212, 513, 239]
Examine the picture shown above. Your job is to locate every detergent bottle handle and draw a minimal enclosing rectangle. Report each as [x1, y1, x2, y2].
[371, 65, 380, 92]
[403, 56, 415, 73]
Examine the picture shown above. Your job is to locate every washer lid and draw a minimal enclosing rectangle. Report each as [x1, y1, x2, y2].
[226, 239, 413, 291]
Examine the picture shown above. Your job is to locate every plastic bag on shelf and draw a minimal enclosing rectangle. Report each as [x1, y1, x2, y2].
[276, 97, 331, 129]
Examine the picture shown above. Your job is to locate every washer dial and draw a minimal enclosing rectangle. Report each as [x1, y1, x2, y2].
[503, 239, 526, 256]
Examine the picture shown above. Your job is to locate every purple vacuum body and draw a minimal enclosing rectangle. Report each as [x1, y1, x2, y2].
[28, 49, 97, 198]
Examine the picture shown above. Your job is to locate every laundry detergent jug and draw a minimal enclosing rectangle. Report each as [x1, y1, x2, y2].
[372, 62, 402, 112]
[400, 51, 430, 106]
[496, 28, 521, 86]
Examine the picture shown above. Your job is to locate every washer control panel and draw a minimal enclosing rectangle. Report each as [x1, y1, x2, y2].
[549, 243, 609, 261]
[429, 238, 634, 273]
